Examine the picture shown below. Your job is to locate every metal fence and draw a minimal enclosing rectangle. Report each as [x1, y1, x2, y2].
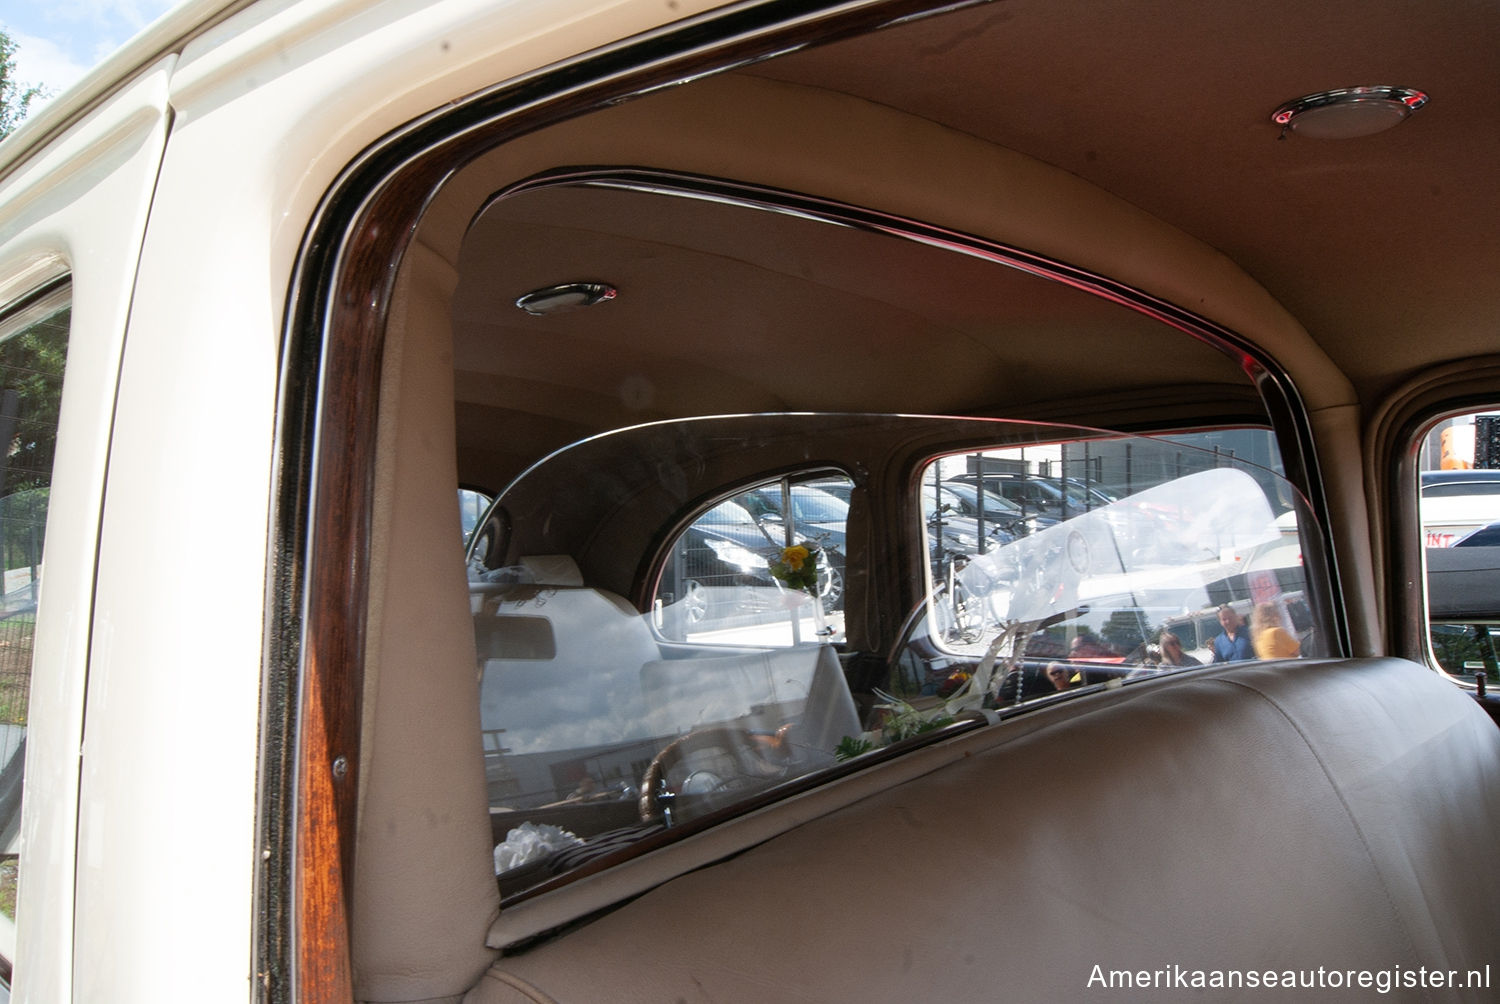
[0, 609, 33, 727]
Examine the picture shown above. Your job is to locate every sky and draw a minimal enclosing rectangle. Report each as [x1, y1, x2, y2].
[2, 0, 182, 117]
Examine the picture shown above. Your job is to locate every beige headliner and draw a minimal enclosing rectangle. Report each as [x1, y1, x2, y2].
[449, 178, 1259, 489]
[433, 0, 1496, 406]
[747, 0, 1500, 400]
[428, 56, 1345, 490]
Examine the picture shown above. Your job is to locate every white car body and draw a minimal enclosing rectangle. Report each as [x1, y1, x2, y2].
[1421, 473, 1500, 547]
[1424, 503, 1491, 548]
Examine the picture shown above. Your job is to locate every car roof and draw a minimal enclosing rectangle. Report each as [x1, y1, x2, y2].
[0, 0, 242, 177]
[1422, 470, 1500, 485]
[9, 0, 1498, 500]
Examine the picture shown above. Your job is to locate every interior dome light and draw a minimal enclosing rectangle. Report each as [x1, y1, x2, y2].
[515, 282, 618, 315]
[1271, 86, 1428, 139]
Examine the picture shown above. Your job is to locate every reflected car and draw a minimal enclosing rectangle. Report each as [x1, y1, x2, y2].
[659, 499, 779, 626]
[948, 472, 1116, 521]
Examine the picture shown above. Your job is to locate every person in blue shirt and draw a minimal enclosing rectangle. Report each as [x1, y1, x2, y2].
[1210, 604, 1254, 662]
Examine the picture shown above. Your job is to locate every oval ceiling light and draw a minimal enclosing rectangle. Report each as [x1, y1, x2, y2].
[515, 282, 618, 315]
[1272, 86, 1428, 140]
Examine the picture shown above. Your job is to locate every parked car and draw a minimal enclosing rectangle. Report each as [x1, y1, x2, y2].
[949, 471, 1116, 521]
[1, 0, 1498, 1001]
[937, 479, 1056, 535]
[1454, 522, 1500, 548]
[1425, 538, 1500, 677]
[657, 498, 779, 628]
[736, 483, 849, 608]
[1421, 470, 1500, 547]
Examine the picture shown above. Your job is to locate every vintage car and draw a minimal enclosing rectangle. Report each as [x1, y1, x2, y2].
[0, 0, 1497, 1001]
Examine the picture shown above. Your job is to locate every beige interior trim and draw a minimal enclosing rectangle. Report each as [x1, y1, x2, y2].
[1309, 402, 1376, 655]
[352, 237, 500, 1001]
[422, 73, 1347, 409]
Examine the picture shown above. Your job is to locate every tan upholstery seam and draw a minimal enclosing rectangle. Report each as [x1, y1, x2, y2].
[472, 968, 561, 1004]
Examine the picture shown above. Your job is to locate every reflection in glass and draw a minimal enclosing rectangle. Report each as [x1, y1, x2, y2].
[655, 476, 851, 648]
[467, 418, 1322, 901]
[0, 287, 70, 965]
[458, 488, 491, 547]
[900, 433, 1313, 719]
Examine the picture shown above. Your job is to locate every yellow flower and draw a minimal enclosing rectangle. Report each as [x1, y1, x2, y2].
[782, 545, 809, 571]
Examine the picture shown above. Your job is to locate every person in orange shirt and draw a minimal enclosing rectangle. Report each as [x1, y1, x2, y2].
[1252, 602, 1301, 660]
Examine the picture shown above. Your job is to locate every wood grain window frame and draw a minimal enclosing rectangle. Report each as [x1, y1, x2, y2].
[252, 1, 991, 1000]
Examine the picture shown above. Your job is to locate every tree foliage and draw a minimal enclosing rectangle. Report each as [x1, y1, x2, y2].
[0, 305, 68, 572]
[0, 28, 49, 141]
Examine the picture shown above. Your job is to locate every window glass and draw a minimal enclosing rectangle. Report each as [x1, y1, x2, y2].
[900, 429, 1312, 710]
[467, 417, 1322, 902]
[653, 475, 850, 646]
[0, 285, 70, 966]
[458, 488, 491, 547]
[1419, 410, 1500, 679]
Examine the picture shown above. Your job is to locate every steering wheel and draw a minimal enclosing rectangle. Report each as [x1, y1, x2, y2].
[639, 724, 794, 824]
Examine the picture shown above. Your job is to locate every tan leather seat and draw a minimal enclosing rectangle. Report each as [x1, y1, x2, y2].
[467, 658, 1500, 1002]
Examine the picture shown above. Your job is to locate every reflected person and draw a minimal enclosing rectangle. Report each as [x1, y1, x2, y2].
[1044, 661, 1074, 691]
[1158, 630, 1201, 667]
[1251, 602, 1301, 660]
[1209, 605, 1253, 662]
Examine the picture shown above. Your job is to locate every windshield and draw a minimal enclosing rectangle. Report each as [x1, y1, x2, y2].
[698, 499, 757, 525]
[1057, 479, 1110, 506]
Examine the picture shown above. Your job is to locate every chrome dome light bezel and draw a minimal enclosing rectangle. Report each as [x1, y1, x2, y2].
[1272, 86, 1428, 139]
[515, 282, 619, 316]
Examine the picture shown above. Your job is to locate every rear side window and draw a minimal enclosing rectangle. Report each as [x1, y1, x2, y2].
[902, 428, 1316, 712]
[0, 284, 70, 970]
[1419, 409, 1500, 679]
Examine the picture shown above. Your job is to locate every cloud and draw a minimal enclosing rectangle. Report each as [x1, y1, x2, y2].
[10, 30, 92, 104]
[5, 0, 181, 115]
[43, 0, 171, 36]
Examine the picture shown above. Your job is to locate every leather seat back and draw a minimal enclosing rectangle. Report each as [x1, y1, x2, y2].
[468, 658, 1500, 1002]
